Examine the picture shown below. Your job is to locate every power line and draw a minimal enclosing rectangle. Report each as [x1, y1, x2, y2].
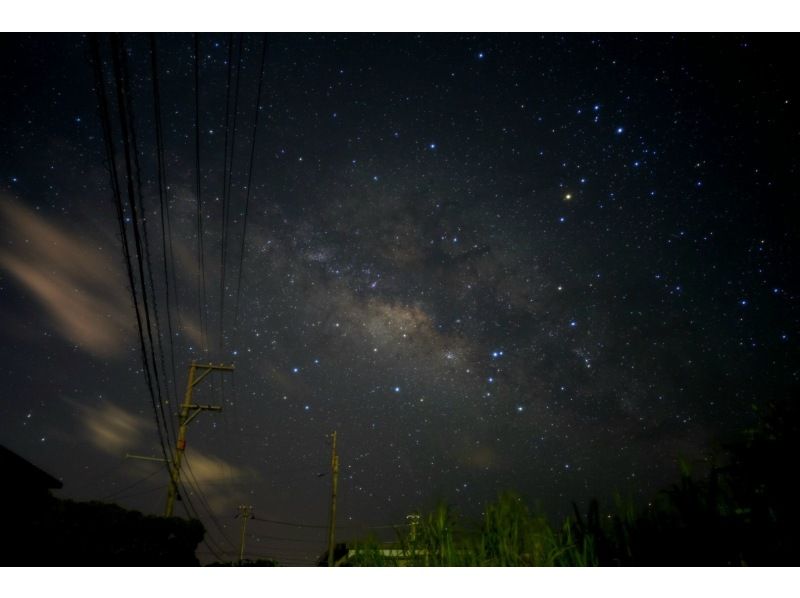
[90, 34, 172, 479]
[182, 452, 238, 553]
[250, 515, 409, 531]
[250, 516, 328, 530]
[149, 32, 180, 427]
[218, 33, 242, 356]
[100, 467, 163, 502]
[232, 33, 268, 338]
[177, 477, 228, 561]
[194, 32, 209, 355]
[93, 37, 246, 570]
[117, 33, 175, 454]
[245, 532, 323, 544]
[242, 542, 319, 554]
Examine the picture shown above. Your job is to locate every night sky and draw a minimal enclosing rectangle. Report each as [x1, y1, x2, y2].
[1, 33, 797, 565]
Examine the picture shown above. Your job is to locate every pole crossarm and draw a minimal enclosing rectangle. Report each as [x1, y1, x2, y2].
[184, 404, 223, 426]
[125, 453, 168, 463]
[191, 362, 235, 387]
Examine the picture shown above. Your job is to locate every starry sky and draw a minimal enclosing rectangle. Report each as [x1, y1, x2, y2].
[0, 33, 798, 565]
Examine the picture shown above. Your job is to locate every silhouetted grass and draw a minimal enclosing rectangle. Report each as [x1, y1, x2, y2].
[340, 399, 799, 566]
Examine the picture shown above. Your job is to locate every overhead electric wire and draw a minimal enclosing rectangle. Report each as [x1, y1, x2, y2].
[250, 516, 328, 530]
[177, 477, 228, 560]
[149, 33, 181, 422]
[182, 452, 238, 552]
[90, 34, 172, 480]
[116, 33, 176, 453]
[220, 34, 244, 348]
[250, 515, 410, 531]
[93, 37, 244, 569]
[215, 35, 246, 501]
[95, 36, 300, 567]
[232, 33, 268, 337]
[100, 468, 164, 501]
[218, 33, 240, 355]
[247, 532, 325, 544]
[110, 483, 169, 502]
[194, 32, 210, 355]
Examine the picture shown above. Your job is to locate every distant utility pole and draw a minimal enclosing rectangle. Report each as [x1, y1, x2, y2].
[164, 360, 234, 517]
[236, 504, 253, 564]
[406, 513, 420, 543]
[326, 431, 340, 567]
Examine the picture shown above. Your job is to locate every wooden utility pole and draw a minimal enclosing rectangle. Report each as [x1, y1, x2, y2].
[326, 431, 340, 567]
[164, 360, 234, 517]
[236, 504, 253, 565]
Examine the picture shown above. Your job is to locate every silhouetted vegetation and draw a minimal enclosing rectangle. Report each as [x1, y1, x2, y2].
[0, 444, 204, 565]
[342, 399, 800, 566]
[1, 494, 205, 565]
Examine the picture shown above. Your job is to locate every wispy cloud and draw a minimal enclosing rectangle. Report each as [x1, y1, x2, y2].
[75, 399, 150, 456]
[0, 196, 133, 359]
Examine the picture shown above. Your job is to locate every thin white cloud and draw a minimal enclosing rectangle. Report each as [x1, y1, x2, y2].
[0, 196, 132, 358]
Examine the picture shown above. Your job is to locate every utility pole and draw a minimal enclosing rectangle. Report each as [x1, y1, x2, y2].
[326, 430, 340, 567]
[236, 504, 253, 565]
[406, 513, 420, 543]
[164, 360, 234, 517]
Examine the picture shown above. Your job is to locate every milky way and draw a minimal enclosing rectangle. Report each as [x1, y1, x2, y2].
[0, 33, 797, 564]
